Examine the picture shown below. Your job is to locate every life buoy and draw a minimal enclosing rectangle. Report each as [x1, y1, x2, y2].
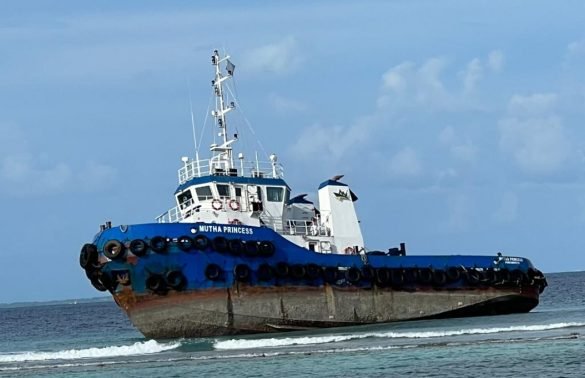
[212, 236, 229, 252]
[193, 235, 209, 250]
[129, 239, 148, 256]
[103, 240, 125, 260]
[205, 264, 222, 281]
[166, 271, 187, 291]
[177, 236, 193, 252]
[229, 200, 240, 211]
[212, 199, 223, 210]
[234, 264, 250, 281]
[257, 263, 273, 281]
[149, 236, 168, 253]
[79, 243, 98, 269]
[345, 267, 362, 283]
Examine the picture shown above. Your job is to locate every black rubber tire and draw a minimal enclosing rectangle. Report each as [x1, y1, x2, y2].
[323, 267, 338, 284]
[205, 264, 222, 281]
[234, 264, 250, 282]
[166, 271, 187, 291]
[446, 267, 461, 282]
[103, 240, 125, 260]
[257, 263, 273, 281]
[305, 264, 322, 280]
[79, 243, 98, 269]
[290, 264, 306, 280]
[345, 267, 362, 283]
[149, 236, 168, 253]
[193, 235, 209, 250]
[418, 268, 433, 285]
[466, 269, 481, 285]
[258, 241, 275, 256]
[228, 239, 245, 255]
[432, 269, 447, 287]
[244, 241, 259, 257]
[212, 236, 229, 253]
[376, 268, 391, 286]
[146, 274, 166, 293]
[129, 239, 148, 256]
[275, 262, 289, 278]
[177, 236, 194, 252]
[391, 269, 405, 287]
[361, 265, 375, 281]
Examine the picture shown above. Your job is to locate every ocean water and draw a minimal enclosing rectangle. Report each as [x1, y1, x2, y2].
[1, 272, 584, 377]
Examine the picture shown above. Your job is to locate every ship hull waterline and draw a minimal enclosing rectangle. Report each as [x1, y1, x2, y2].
[114, 285, 539, 339]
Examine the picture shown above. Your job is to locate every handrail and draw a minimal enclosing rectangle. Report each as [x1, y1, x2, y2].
[178, 158, 284, 184]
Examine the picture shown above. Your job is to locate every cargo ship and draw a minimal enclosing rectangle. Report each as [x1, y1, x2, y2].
[79, 50, 547, 339]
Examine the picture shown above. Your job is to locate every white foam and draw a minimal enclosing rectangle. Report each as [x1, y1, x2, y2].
[0, 340, 180, 363]
[213, 322, 585, 350]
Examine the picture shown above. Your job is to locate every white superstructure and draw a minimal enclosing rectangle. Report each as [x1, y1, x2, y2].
[156, 50, 365, 254]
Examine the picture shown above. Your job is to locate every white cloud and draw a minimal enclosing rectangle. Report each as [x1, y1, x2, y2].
[487, 50, 505, 72]
[268, 93, 307, 113]
[499, 114, 570, 176]
[387, 147, 422, 177]
[461, 58, 483, 93]
[507, 93, 557, 116]
[242, 36, 304, 74]
[382, 62, 414, 92]
[0, 122, 117, 196]
[438, 126, 477, 163]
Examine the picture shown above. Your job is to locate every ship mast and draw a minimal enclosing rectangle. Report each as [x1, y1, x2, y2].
[210, 49, 236, 172]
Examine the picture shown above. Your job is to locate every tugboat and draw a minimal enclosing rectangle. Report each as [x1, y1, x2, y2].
[79, 50, 548, 339]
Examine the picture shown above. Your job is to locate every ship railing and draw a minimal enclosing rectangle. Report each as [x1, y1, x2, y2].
[262, 216, 331, 237]
[156, 197, 248, 223]
[178, 158, 284, 184]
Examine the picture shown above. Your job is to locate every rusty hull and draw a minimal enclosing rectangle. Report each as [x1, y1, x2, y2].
[113, 284, 539, 339]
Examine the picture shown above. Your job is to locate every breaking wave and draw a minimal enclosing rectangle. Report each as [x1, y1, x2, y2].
[214, 322, 585, 350]
[0, 340, 180, 363]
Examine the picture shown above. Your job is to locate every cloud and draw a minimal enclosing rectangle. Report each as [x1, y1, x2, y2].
[461, 58, 483, 93]
[498, 93, 572, 176]
[387, 147, 422, 177]
[0, 123, 117, 196]
[268, 93, 307, 113]
[487, 50, 505, 72]
[242, 36, 304, 75]
[507, 93, 557, 116]
[438, 126, 477, 163]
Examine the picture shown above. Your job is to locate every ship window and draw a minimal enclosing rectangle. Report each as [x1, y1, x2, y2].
[235, 187, 242, 197]
[267, 187, 284, 202]
[195, 186, 212, 200]
[178, 190, 193, 209]
[217, 184, 230, 198]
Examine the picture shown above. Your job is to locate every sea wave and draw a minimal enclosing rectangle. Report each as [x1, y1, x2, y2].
[0, 340, 180, 363]
[213, 322, 585, 350]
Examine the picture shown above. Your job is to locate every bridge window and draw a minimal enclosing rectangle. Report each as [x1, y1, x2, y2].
[178, 190, 193, 209]
[217, 184, 230, 198]
[267, 187, 284, 202]
[195, 186, 212, 200]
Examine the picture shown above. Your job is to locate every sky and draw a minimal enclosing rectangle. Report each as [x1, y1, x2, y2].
[0, 0, 584, 302]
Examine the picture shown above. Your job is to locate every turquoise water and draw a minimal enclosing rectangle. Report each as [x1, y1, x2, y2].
[1, 272, 583, 377]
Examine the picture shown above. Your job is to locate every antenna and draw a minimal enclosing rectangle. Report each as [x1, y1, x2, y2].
[188, 85, 201, 176]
